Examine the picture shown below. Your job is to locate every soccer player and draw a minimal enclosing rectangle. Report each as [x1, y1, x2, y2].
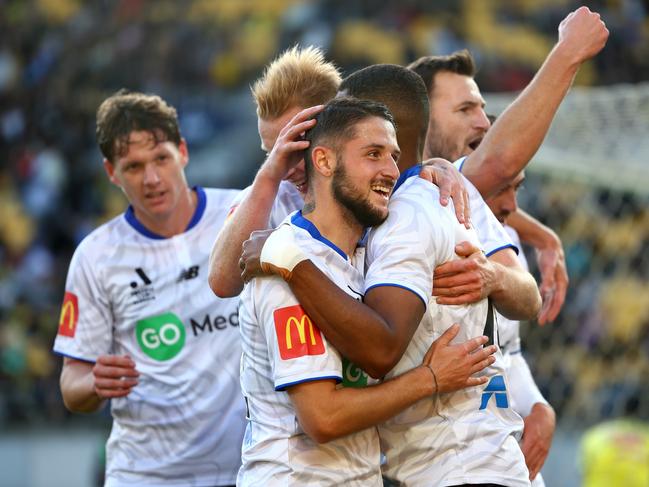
[53, 91, 245, 486]
[208, 46, 470, 300]
[256, 64, 541, 486]
[237, 97, 497, 486]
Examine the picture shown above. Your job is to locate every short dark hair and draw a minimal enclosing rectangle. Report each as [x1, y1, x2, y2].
[304, 97, 395, 181]
[96, 89, 181, 162]
[408, 49, 476, 97]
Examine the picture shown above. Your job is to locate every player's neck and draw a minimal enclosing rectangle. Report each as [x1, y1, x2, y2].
[303, 196, 363, 258]
[134, 186, 197, 238]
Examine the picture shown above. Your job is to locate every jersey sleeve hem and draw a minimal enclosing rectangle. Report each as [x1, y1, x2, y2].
[365, 282, 428, 310]
[275, 374, 342, 391]
[485, 243, 519, 257]
[52, 349, 97, 364]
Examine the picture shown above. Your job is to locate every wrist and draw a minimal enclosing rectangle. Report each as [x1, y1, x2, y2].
[255, 162, 285, 189]
[420, 364, 439, 395]
[260, 225, 308, 280]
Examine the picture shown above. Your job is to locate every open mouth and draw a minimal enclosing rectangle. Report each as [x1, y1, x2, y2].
[468, 137, 483, 151]
[370, 182, 393, 200]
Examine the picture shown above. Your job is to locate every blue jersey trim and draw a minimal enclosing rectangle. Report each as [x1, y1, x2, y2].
[457, 156, 468, 172]
[52, 350, 96, 364]
[393, 164, 422, 194]
[365, 283, 427, 309]
[275, 375, 342, 391]
[124, 186, 206, 240]
[486, 243, 519, 257]
[291, 211, 348, 260]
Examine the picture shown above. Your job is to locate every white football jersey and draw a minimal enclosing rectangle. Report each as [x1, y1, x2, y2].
[53, 187, 246, 487]
[238, 211, 382, 486]
[366, 168, 529, 487]
[454, 157, 519, 257]
[230, 179, 304, 229]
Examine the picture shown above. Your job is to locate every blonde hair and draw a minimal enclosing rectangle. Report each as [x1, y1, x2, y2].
[252, 45, 341, 120]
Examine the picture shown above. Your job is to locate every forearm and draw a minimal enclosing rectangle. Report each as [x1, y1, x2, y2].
[287, 261, 406, 378]
[60, 361, 105, 413]
[508, 352, 549, 418]
[490, 263, 541, 320]
[292, 367, 433, 443]
[464, 45, 580, 198]
[208, 171, 281, 297]
[507, 209, 559, 250]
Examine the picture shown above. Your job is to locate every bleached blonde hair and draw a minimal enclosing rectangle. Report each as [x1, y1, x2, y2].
[252, 45, 342, 120]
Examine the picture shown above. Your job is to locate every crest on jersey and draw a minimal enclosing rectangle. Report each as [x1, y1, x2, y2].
[58, 292, 78, 337]
[479, 375, 509, 410]
[273, 304, 325, 360]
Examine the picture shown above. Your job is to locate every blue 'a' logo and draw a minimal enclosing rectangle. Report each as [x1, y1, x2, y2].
[479, 375, 509, 410]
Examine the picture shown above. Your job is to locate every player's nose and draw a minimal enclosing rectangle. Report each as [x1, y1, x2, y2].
[143, 163, 161, 185]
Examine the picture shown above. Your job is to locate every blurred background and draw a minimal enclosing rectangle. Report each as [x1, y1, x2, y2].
[1, 0, 648, 485]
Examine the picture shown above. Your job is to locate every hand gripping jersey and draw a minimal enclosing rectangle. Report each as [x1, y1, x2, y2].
[230, 179, 304, 229]
[53, 187, 245, 487]
[238, 211, 382, 486]
[365, 167, 529, 487]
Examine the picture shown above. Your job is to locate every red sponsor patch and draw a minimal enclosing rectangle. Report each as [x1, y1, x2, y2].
[58, 292, 78, 337]
[273, 304, 325, 360]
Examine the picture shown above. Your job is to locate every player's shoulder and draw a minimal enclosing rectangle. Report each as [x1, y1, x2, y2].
[72, 213, 129, 264]
[202, 186, 241, 211]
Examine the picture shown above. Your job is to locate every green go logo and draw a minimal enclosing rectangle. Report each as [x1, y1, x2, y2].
[342, 357, 368, 388]
[136, 312, 186, 361]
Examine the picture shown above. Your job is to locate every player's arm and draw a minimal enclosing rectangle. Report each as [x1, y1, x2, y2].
[433, 243, 541, 320]
[461, 7, 609, 198]
[507, 352, 556, 480]
[288, 326, 494, 443]
[507, 209, 568, 325]
[60, 355, 139, 413]
[207, 105, 322, 298]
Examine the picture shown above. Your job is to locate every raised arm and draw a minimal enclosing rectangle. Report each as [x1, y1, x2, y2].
[462, 7, 609, 198]
[207, 105, 322, 298]
[60, 355, 139, 413]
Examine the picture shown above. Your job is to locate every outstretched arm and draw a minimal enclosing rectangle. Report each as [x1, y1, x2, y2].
[207, 105, 322, 298]
[507, 209, 568, 325]
[462, 7, 609, 198]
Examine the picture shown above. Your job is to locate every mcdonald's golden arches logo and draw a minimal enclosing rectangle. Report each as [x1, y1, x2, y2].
[58, 292, 79, 337]
[273, 304, 325, 360]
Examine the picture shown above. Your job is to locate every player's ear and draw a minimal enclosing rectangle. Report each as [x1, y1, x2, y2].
[103, 159, 121, 187]
[311, 146, 334, 177]
[178, 138, 189, 167]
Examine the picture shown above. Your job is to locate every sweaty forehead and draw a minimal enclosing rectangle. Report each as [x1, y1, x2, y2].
[433, 72, 484, 106]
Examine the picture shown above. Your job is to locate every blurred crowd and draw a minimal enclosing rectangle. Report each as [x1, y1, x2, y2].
[1, 0, 648, 426]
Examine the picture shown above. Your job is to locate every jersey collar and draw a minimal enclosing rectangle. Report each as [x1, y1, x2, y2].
[392, 164, 423, 195]
[291, 210, 348, 260]
[124, 186, 206, 240]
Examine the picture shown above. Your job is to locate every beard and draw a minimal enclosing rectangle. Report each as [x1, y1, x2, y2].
[331, 159, 388, 228]
[424, 117, 461, 161]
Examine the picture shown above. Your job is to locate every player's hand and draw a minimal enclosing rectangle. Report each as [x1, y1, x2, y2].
[535, 235, 568, 325]
[259, 105, 324, 183]
[92, 355, 139, 399]
[433, 241, 496, 305]
[557, 6, 609, 64]
[240, 229, 273, 282]
[422, 324, 496, 393]
[258, 224, 308, 282]
[521, 402, 556, 480]
[421, 158, 471, 227]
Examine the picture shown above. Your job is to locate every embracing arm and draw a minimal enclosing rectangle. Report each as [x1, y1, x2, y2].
[60, 355, 139, 413]
[289, 324, 494, 443]
[285, 261, 424, 378]
[462, 7, 609, 198]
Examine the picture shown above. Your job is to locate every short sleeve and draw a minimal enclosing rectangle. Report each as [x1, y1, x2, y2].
[254, 278, 343, 391]
[53, 243, 113, 362]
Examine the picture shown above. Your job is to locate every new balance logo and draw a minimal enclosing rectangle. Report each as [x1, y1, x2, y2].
[177, 265, 199, 282]
[479, 375, 509, 410]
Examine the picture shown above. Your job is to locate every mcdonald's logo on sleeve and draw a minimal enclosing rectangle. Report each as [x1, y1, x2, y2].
[273, 304, 325, 360]
[58, 292, 79, 338]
